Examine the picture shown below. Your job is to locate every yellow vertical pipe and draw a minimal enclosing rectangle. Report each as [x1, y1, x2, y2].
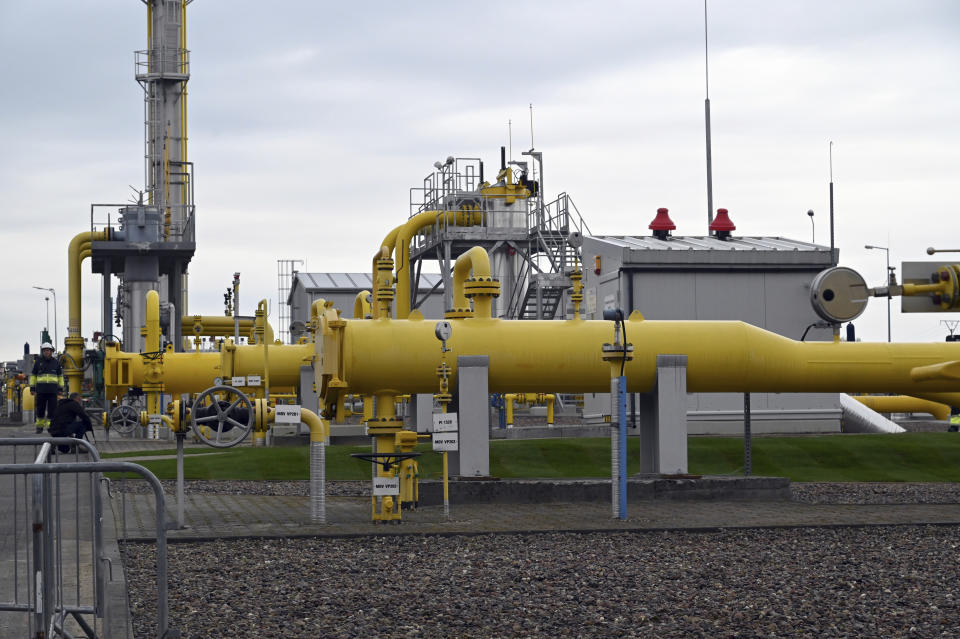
[66, 230, 108, 393]
[505, 393, 515, 427]
[546, 394, 555, 426]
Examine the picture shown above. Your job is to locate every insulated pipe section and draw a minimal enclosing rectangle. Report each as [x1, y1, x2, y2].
[852, 395, 950, 421]
[301, 408, 330, 524]
[840, 393, 905, 433]
[313, 309, 960, 399]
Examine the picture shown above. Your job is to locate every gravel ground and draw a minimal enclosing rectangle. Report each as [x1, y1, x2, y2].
[109, 479, 368, 497]
[792, 483, 960, 505]
[121, 525, 960, 639]
[111, 479, 960, 504]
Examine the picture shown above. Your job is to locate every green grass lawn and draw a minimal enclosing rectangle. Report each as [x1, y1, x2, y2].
[102, 432, 960, 482]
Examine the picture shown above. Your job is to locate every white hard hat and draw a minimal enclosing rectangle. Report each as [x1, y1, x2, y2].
[41, 342, 54, 351]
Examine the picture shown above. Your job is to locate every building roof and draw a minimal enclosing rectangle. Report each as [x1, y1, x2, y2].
[292, 272, 444, 293]
[586, 235, 836, 268]
[592, 235, 827, 252]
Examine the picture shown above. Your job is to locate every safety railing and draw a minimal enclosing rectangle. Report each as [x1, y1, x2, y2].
[134, 48, 190, 81]
[0, 438, 173, 639]
[91, 201, 197, 245]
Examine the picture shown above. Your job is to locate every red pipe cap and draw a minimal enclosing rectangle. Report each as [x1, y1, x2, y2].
[649, 207, 676, 232]
[709, 208, 736, 232]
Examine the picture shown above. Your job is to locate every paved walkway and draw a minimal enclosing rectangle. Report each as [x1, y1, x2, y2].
[108, 492, 960, 542]
[10, 425, 960, 543]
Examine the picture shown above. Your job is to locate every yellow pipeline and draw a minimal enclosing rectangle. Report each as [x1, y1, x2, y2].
[313, 310, 960, 401]
[504, 392, 556, 427]
[143, 290, 163, 421]
[103, 340, 311, 400]
[853, 395, 951, 421]
[66, 230, 109, 393]
[183, 316, 256, 338]
[377, 210, 483, 319]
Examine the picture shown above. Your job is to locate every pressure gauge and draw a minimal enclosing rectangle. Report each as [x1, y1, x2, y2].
[213, 376, 223, 386]
[434, 321, 453, 342]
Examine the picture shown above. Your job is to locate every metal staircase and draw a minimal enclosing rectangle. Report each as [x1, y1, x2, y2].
[507, 192, 591, 319]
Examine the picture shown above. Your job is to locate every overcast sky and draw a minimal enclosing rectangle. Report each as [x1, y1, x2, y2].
[1, 0, 959, 358]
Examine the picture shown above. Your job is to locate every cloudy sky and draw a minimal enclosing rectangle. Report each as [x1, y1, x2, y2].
[1, 0, 958, 358]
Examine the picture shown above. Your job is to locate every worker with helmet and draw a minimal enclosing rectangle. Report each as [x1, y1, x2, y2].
[29, 342, 64, 434]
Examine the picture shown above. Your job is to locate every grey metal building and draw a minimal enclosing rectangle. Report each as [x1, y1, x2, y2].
[287, 273, 446, 340]
[582, 232, 841, 434]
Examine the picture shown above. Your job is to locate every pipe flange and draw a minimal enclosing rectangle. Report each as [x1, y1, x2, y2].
[601, 343, 635, 362]
[375, 288, 395, 301]
[444, 308, 473, 319]
[375, 257, 394, 270]
[463, 277, 501, 299]
[435, 392, 453, 404]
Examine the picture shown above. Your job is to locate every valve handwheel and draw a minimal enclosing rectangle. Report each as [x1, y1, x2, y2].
[191, 385, 254, 448]
[110, 404, 140, 435]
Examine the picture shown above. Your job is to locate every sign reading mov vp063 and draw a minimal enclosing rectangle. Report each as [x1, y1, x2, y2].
[432, 413, 458, 451]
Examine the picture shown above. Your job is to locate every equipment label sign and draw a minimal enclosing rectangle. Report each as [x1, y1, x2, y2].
[231, 376, 245, 387]
[433, 412, 458, 432]
[148, 414, 162, 426]
[246, 375, 262, 387]
[274, 404, 301, 424]
[432, 432, 459, 451]
[373, 476, 400, 496]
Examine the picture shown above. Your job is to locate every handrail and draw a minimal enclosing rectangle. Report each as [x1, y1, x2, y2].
[0, 445, 172, 639]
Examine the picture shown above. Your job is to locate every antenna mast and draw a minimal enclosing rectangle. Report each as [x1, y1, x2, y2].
[704, 0, 715, 232]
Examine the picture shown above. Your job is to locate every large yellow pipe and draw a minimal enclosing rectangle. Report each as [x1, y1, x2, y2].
[853, 395, 951, 421]
[183, 316, 255, 338]
[66, 230, 109, 392]
[321, 315, 960, 397]
[103, 341, 311, 399]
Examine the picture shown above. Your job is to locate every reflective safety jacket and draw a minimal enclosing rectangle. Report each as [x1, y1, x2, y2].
[30, 356, 64, 394]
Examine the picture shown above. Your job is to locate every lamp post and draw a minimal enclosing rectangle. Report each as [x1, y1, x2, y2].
[807, 210, 815, 243]
[32, 286, 58, 350]
[864, 245, 891, 342]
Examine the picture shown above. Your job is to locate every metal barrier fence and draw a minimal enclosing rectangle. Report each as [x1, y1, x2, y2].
[0, 438, 173, 639]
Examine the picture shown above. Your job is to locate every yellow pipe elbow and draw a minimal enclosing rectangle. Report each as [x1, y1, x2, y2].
[452, 246, 491, 312]
[301, 407, 330, 442]
[354, 290, 372, 319]
[394, 210, 483, 318]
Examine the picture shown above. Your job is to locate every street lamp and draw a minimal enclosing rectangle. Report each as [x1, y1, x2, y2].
[864, 245, 891, 342]
[32, 286, 58, 350]
[806, 210, 815, 243]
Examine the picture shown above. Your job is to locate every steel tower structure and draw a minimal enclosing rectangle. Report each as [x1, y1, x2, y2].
[91, 0, 196, 353]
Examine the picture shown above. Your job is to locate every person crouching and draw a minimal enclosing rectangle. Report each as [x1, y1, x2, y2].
[50, 392, 93, 453]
